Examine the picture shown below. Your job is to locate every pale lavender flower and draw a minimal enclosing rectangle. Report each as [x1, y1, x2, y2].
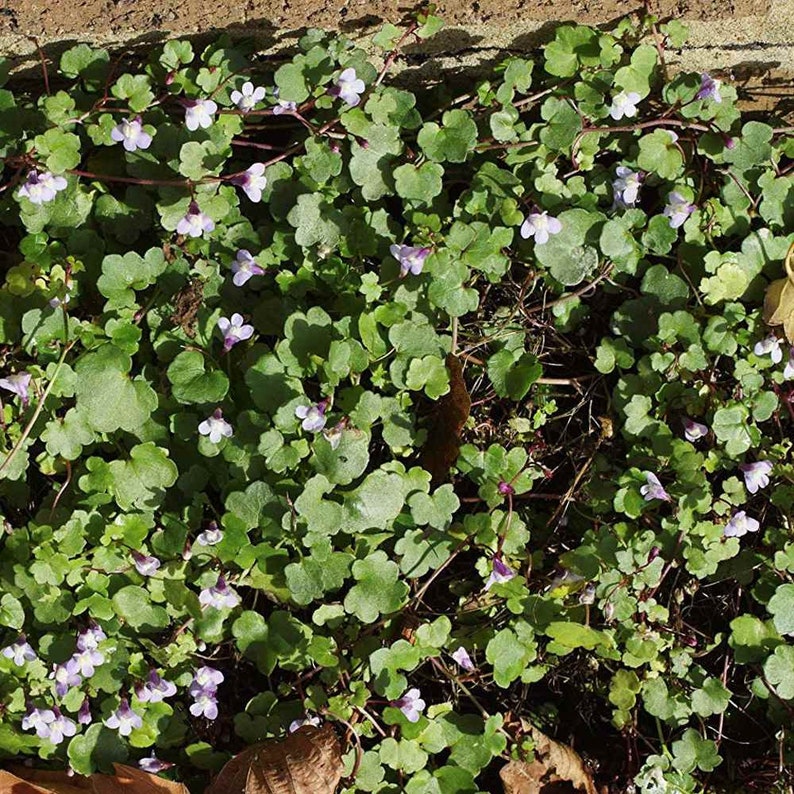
[683, 418, 708, 442]
[613, 166, 642, 207]
[755, 335, 784, 364]
[451, 646, 475, 672]
[51, 662, 82, 697]
[199, 409, 233, 444]
[69, 646, 104, 678]
[663, 191, 696, 229]
[484, 557, 516, 591]
[110, 116, 152, 152]
[784, 348, 794, 379]
[609, 91, 641, 121]
[136, 669, 177, 703]
[184, 98, 217, 131]
[724, 510, 760, 538]
[697, 73, 722, 103]
[218, 313, 254, 352]
[333, 67, 366, 107]
[739, 460, 773, 494]
[230, 81, 266, 113]
[231, 163, 267, 203]
[78, 698, 92, 725]
[392, 688, 425, 723]
[18, 170, 67, 205]
[47, 707, 77, 745]
[77, 623, 106, 651]
[0, 372, 32, 407]
[199, 575, 240, 610]
[231, 249, 265, 287]
[273, 99, 297, 115]
[288, 714, 321, 733]
[520, 212, 563, 245]
[132, 550, 161, 577]
[196, 522, 224, 546]
[176, 201, 215, 238]
[105, 699, 143, 736]
[139, 755, 175, 773]
[189, 690, 219, 720]
[390, 244, 430, 277]
[22, 706, 55, 738]
[296, 401, 328, 432]
[1, 636, 37, 666]
[190, 666, 224, 697]
[640, 471, 671, 502]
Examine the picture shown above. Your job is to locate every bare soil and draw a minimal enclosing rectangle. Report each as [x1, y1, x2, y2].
[1, 0, 770, 41]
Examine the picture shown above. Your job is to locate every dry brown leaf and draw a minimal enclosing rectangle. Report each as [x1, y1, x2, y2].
[762, 241, 794, 344]
[418, 353, 471, 484]
[0, 769, 55, 794]
[206, 724, 344, 794]
[500, 726, 597, 794]
[90, 766, 190, 794]
[7, 767, 91, 794]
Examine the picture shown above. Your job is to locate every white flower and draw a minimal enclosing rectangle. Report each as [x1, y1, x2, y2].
[110, 117, 152, 152]
[230, 81, 266, 113]
[334, 68, 366, 107]
[609, 91, 641, 121]
[724, 511, 760, 538]
[198, 409, 233, 444]
[184, 99, 218, 131]
[520, 212, 562, 245]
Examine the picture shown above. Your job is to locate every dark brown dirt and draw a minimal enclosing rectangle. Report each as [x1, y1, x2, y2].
[1, 0, 771, 40]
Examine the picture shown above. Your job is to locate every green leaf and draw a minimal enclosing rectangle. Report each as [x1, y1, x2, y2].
[711, 404, 753, 456]
[32, 129, 81, 173]
[763, 644, 794, 699]
[487, 349, 542, 400]
[769, 583, 794, 636]
[167, 350, 229, 405]
[637, 130, 684, 180]
[405, 355, 450, 399]
[691, 677, 731, 716]
[344, 551, 409, 623]
[486, 626, 537, 687]
[105, 443, 178, 511]
[111, 73, 155, 112]
[534, 208, 602, 286]
[68, 724, 128, 775]
[59, 44, 110, 85]
[42, 408, 95, 460]
[394, 162, 444, 202]
[0, 594, 25, 629]
[418, 110, 478, 163]
[671, 729, 721, 773]
[112, 585, 170, 631]
[97, 248, 168, 307]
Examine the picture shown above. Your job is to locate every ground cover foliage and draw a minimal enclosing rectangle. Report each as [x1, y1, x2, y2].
[0, 9, 793, 793]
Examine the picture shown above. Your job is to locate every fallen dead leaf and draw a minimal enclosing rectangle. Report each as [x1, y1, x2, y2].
[206, 724, 344, 794]
[7, 767, 91, 794]
[418, 353, 471, 484]
[0, 769, 54, 794]
[91, 766, 190, 794]
[762, 241, 794, 343]
[500, 725, 598, 794]
[3, 765, 188, 794]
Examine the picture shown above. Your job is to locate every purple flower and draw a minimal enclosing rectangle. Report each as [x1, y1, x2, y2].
[0, 372, 32, 407]
[22, 706, 55, 738]
[218, 313, 255, 352]
[78, 698, 92, 725]
[484, 557, 515, 591]
[784, 348, 794, 379]
[451, 646, 475, 672]
[609, 91, 641, 121]
[105, 698, 143, 736]
[132, 550, 161, 577]
[51, 662, 82, 697]
[390, 244, 430, 277]
[613, 166, 642, 207]
[520, 212, 563, 245]
[69, 646, 104, 678]
[231, 163, 267, 203]
[1, 636, 37, 666]
[230, 81, 266, 113]
[176, 201, 215, 238]
[199, 575, 240, 610]
[754, 335, 784, 364]
[288, 714, 321, 733]
[189, 690, 219, 720]
[273, 99, 297, 115]
[48, 707, 77, 745]
[498, 481, 515, 496]
[77, 623, 106, 651]
[136, 669, 177, 703]
[231, 249, 265, 287]
[663, 191, 696, 229]
[391, 688, 425, 723]
[18, 170, 67, 205]
[739, 460, 773, 494]
[333, 67, 366, 107]
[640, 471, 670, 502]
[110, 116, 152, 152]
[184, 98, 218, 131]
[296, 401, 328, 432]
[190, 666, 224, 696]
[724, 510, 760, 538]
[697, 73, 722, 103]
[683, 418, 708, 442]
[198, 409, 233, 444]
[139, 755, 175, 774]
[196, 522, 224, 546]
